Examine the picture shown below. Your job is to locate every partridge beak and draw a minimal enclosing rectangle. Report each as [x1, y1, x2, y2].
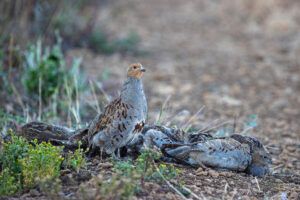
[140, 68, 146, 72]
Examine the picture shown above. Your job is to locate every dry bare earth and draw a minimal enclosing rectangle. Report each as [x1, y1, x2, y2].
[16, 0, 300, 199]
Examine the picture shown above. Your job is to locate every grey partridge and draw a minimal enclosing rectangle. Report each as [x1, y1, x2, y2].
[88, 63, 147, 158]
[142, 125, 272, 176]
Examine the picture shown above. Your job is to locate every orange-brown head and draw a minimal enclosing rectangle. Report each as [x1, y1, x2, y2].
[127, 63, 146, 79]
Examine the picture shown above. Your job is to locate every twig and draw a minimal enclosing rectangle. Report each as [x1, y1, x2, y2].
[229, 188, 237, 200]
[74, 75, 81, 128]
[272, 164, 284, 171]
[199, 192, 208, 200]
[222, 183, 228, 200]
[152, 160, 188, 200]
[233, 115, 237, 133]
[156, 95, 172, 125]
[240, 126, 254, 135]
[165, 110, 188, 127]
[182, 105, 205, 131]
[89, 80, 101, 113]
[254, 177, 261, 192]
[41, 0, 60, 39]
[198, 118, 220, 133]
[95, 81, 111, 103]
[200, 120, 231, 134]
[7, 35, 26, 112]
[10, 81, 26, 112]
[38, 76, 42, 121]
[181, 185, 202, 200]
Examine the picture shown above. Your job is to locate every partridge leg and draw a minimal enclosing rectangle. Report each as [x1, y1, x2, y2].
[112, 149, 121, 160]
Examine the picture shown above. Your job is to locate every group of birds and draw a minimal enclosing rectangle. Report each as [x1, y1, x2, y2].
[87, 63, 272, 176]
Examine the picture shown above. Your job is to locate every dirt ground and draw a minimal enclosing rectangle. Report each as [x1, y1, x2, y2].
[11, 0, 300, 199]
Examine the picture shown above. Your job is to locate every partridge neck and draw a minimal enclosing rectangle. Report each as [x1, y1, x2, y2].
[121, 77, 145, 105]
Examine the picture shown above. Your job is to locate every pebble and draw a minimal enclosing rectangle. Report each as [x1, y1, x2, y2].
[196, 182, 202, 187]
[286, 146, 296, 152]
[219, 171, 233, 177]
[290, 192, 299, 199]
[274, 179, 283, 183]
[196, 167, 204, 173]
[241, 195, 251, 200]
[196, 171, 208, 176]
[208, 170, 219, 178]
[98, 162, 113, 168]
[29, 189, 40, 196]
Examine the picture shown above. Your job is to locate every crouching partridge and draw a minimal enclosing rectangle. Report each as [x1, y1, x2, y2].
[88, 63, 147, 158]
[142, 125, 272, 176]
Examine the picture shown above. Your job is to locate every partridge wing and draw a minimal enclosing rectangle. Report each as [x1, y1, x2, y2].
[88, 98, 138, 145]
[189, 138, 252, 171]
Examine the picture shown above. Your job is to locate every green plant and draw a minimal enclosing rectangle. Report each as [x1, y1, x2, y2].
[100, 149, 180, 198]
[100, 176, 136, 200]
[23, 36, 83, 102]
[0, 132, 64, 196]
[23, 38, 63, 100]
[135, 149, 179, 183]
[0, 168, 19, 196]
[113, 149, 180, 183]
[64, 143, 86, 172]
[19, 140, 63, 188]
[0, 132, 30, 195]
[0, 131, 29, 177]
[79, 149, 183, 199]
[0, 109, 26, 130]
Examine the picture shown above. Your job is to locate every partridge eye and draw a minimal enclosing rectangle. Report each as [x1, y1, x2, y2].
[133, 66, 137, 69]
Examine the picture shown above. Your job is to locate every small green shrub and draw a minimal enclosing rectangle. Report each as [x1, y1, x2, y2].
[97, 149, 180, 198]
[100, 176, 136, 200]
[23, 36, 83, 102]
[0, 132, 30, 195]
[0, 132, 29, 178]
[0, 132, 64, 196]
[113, 160, 135, 177]
[135, 149, 180, 182]
[113, 149, 179, 183]
[0, 168, 19, 196]
[19, 140, 64, 188]
[64, 143, 86, 172]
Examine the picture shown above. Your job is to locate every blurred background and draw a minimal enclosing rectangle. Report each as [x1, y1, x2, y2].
[0, 0, 299, 173]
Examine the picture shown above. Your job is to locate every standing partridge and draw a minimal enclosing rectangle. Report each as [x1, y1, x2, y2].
[88, 63, 147, 158]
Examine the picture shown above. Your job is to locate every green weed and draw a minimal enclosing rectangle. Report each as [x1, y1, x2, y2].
[0, 109, 26, 130]
[100, 176, 136, 200]
[96, 149, 180, 199]
[0, 168, 19, 196]
[64, 142, 86, 172]
[0, 132, 28, 195]
[23, 36, 83, 103]
[19, 140, 64, 188]
[0, 132, 64, 196]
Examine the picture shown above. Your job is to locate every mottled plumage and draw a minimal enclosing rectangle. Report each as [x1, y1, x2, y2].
[88, 63, 147, 157]
[142, 125, 272, 176]
[166, 138, 252, 171]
